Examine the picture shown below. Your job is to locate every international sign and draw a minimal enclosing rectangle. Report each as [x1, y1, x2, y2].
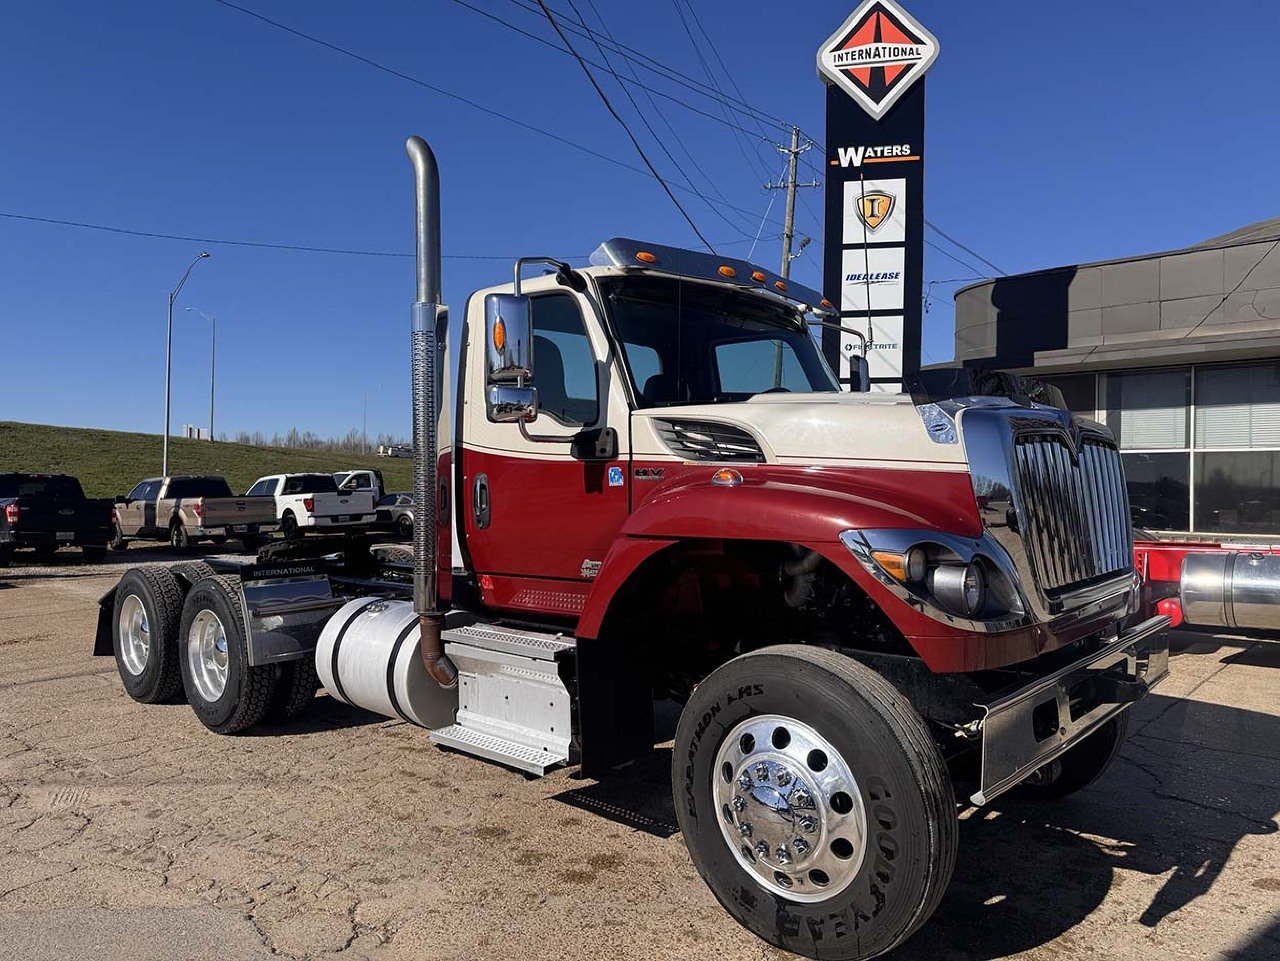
[816, 0, 939, 120]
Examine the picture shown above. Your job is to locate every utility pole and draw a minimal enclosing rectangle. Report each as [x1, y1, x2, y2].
[765, 127, 820, 384]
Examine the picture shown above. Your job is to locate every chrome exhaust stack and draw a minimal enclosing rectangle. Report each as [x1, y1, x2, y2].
[406, 135, 456, 689]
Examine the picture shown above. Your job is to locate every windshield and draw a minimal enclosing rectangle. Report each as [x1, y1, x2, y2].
[166, 477, 233, 499]
[599, 277, 839, 407]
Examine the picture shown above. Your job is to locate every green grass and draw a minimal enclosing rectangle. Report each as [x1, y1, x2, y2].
[0, 421, 414, 498]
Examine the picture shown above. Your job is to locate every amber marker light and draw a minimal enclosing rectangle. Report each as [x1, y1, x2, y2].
[751, 270, 767, 283]
[710, 468, 743, 487]
[820, 298, 834, 309]
[636, 251, 658, 263]
[871, 550, 909, 582]
[774, 280, 788, 292]
[717, 265, 737, 278]
[493, 317, 506, 350]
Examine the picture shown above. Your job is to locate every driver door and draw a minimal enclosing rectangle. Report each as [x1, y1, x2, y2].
[461, 283, 631, 615]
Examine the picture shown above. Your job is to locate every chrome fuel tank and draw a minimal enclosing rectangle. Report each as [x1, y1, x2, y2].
[1181, 551, 1280, 631]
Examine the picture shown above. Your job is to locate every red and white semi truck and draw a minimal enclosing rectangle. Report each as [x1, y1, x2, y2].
[94, 136, 1170, 960]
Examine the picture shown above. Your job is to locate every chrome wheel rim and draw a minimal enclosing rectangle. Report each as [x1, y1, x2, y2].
[713, 713, 868, 903]
[187, 609, 229, 702]
[118, 594, 150, 676]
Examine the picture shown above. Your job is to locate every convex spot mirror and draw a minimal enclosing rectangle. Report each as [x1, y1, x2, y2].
[852, 354, 870, 393]
[485, 293, 538, 423]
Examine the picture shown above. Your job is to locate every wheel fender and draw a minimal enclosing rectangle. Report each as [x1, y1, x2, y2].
[94, 585, 117, 656]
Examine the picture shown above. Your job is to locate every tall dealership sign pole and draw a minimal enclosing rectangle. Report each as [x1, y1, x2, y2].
[816, 0, 938, 391]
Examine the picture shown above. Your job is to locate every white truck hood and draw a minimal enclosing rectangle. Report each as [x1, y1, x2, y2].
[631, 392, 968, 471]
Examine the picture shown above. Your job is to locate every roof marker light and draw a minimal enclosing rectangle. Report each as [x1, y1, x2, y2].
[636, 251, 658, 264]
[718, 265, 736, 278]
[774, 280, 788, 293]
[820, 298, 834, 309]
[711, 468, 743, 487]
[751, 270, 767, 283]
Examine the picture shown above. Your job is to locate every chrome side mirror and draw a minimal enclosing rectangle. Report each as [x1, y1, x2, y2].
[485, 292, 538, 422]
[488, 384, 539, 423]
[485, 293, 534, 384]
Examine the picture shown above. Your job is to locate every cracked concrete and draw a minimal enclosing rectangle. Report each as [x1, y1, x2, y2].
[1, 547, 1278, 960]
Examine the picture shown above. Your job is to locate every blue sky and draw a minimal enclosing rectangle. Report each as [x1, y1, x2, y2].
[1, 1, 1277, 440]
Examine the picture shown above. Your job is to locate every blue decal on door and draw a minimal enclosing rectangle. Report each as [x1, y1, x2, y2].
[607, 466, 625, 487]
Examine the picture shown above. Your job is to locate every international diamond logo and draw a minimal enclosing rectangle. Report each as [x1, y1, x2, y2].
[817, 0, 940, 120]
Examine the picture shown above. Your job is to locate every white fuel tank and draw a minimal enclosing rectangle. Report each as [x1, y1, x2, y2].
[315, 598, 457, 728]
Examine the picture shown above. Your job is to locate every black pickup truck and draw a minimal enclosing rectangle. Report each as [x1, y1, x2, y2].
[0, 473, 114, 566]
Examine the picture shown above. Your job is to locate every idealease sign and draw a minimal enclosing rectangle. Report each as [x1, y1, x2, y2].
[817, 1, 938, 391]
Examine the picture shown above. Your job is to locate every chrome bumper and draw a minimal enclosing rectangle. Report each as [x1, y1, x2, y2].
[972, 614, 1170, 805]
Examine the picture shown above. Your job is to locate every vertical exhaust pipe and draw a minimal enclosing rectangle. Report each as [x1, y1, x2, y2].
[406, 135, 456, 689]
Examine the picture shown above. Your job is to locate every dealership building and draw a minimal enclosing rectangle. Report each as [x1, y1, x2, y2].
[949, 219, 1280, 539]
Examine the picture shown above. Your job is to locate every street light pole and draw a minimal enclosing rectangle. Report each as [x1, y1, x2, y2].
[185, 307, 217, 442]
[163, 252, 211, 474]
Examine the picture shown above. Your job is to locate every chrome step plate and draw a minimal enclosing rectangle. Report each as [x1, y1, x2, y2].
[429, 624, 576, 776]
[430, 723, 563, 776]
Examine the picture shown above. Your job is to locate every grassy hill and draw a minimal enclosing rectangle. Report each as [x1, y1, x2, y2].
[0, 421, 414, 498]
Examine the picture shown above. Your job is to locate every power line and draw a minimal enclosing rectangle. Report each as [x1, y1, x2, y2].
[560, 0, 754, 240]
[501, 0, 793, 133]
[579, 0, 760, 238]
[924, 220, 1006, 276]
[0, 209, 773, 260]
[532, 0, 716, 252]
[211, 0, 788, 233]
[448, 0, 775, 143]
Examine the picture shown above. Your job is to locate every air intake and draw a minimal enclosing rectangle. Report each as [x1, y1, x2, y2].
[654, 420, 765, 463]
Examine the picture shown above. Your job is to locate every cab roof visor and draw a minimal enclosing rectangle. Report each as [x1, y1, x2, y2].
[590, 237, 836, 317]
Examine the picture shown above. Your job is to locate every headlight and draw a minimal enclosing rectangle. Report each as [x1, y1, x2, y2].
[929, 560, 988, 617]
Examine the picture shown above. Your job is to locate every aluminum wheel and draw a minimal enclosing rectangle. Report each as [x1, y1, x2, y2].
[713, 713, 868, 903]
[186, 608, 230, 702]
[117, 593, 150, 676]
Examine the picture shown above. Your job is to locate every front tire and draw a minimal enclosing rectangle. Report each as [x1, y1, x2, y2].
[1013, 712, 1129, 800]
[112, 566, 186, 703]
[674, 646, 956, 961]
[179, 574, 278, 734]
[110, 523, 129, 551]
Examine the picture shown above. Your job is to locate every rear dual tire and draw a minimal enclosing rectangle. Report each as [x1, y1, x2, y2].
[674, 646, 956, 961]
[112, 566, 186, 703]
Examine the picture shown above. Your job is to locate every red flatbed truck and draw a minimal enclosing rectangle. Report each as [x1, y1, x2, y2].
[93, 135, 1170, 960]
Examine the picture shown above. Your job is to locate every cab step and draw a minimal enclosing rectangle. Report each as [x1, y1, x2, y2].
[429, 623, 576, 776]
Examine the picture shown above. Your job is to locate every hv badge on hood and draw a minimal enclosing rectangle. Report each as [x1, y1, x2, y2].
[817, 0, 940, 120]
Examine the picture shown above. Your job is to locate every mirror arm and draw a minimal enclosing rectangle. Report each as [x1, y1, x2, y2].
[514, 257, 577, 296]
[810, 319, 869, 353]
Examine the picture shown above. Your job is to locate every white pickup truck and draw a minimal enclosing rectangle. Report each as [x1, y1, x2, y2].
[246, 473, 377, 539]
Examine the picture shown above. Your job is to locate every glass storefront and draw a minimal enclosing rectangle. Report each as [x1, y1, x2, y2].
[1041, 360, 1280, 537]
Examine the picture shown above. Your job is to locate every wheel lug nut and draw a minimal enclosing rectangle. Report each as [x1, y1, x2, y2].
[775, 845, 792, 864]
[732, 795, 747, 812]
[776, 769, 792, 786]
[800, 816, 818, 834]
[790, 788, 813, 808]
[793, 838, 810, 855]
[738, 821, 753, 838]
[754, 762, 770, 782]
[737, 773, 752, 791]
[755, 841, 770, 858]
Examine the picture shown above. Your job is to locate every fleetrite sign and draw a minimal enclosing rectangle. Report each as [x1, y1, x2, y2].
[818, 1, 938, 391]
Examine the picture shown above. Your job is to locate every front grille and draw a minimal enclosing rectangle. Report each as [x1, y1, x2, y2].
[654, 419, 765, 463]
[1012, 434, 1132, 594]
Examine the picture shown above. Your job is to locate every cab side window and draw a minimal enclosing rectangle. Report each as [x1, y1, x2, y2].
[531, 295, 598, 427]
[247, 479, 273, 497]
[126, 482, 150, 501]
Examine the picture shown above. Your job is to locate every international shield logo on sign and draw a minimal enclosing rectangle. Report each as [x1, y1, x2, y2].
[856, 190, 895, 231]
[816, 0, 939, 119]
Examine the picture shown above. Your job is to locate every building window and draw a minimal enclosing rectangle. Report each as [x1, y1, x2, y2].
[1122, 452, 1191, 532]
[1194, 451, 1280, 535]
[1194, 362, 1280, 449]
[1105, 369, 1190, 450]
[1040, 373, 1097, 418]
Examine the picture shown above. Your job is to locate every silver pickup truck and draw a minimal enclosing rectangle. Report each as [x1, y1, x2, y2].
[111, 475, 278, 552]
